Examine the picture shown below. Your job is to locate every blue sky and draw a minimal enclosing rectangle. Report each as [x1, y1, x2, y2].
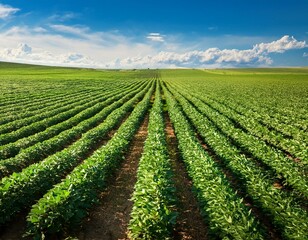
[0, 0, 307, 68]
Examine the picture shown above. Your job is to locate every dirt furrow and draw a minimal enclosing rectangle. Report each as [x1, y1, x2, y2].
[75, 114, 149, 240]
[164, 112, 209, 240]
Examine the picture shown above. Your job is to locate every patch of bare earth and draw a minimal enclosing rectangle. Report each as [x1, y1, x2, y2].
[164, 112, 209, 240]
[75, 115, 149, 240]
[286, 153, 302, 164]
[0, 212, 28, 240]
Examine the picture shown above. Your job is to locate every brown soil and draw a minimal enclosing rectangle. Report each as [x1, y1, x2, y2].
[164, 112, 209, 240]
[286, 153, 302, 164]
[0, 213, 28, 240]
[75, 115, 149, 240]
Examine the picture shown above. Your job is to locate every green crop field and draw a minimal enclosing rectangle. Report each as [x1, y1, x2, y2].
[0, 62, 307, 240]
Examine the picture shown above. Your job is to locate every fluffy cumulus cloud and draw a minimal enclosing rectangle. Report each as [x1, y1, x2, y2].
[253, 35, 307, 53]
[0, 3, 19, 19]
[0, 29, 307, 68]
[0, 25, 155, 67]
[0, 43, 101, 67]
[108, 35, 307, 68]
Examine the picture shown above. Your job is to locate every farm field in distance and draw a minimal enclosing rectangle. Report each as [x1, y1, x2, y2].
[0, 62, 307, 239]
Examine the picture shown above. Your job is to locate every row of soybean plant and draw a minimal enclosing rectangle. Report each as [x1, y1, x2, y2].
[0, 81, 148, 178]
[217, 88, 307, 132]
[25, 81, 155, 239]
[236, 89, 307, 127]
[0, 87, 76, 113]
[174, 81, 307, 162]
[165, 82, 308, 239]
[162, 83, 265, 239]
[176, 80, 308, 163]
[201, 88, 307, 143]
[0, 78, 135, 124]
[0, 87, 118, 144]
[0, 77, 134, 126]
[0, 80, 145, 163]
[0, 74, 123, 110]
[128, 81, 177, 239]
[0, 87, 106, 135]
[167, 82, 308, 197]
[0, 80, 153, 225]
[0, 77, 69, 104]
[0, 88, 95, 125]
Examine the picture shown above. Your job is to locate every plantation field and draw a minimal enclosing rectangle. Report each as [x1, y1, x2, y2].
[0, 62, 307, 239]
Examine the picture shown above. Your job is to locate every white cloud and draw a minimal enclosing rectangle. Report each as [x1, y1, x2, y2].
[253, 35, 307, 53]
[0, 43, 100, 67]
[108, 35, 306, 68]
[0, 3, 19, 20]
[146, 33, 165, 42]
[0, 25, 155, 67]
[0, 25, 306, 69]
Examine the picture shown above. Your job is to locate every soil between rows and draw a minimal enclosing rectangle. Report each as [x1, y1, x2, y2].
[164, 112, 209, 240]
[75, 114, 149, 240]
[73, 111, 211, 240]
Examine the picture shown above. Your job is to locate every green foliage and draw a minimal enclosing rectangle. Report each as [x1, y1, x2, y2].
[25, 82, 155, 239]
[0, 65, 307, 239]
[167, 84, 308, 238]
[0, 81, 152, 225]
[0, 61, 147, 81]
[129, 82, 177, 239]
[167, 82, 308, 197]
[162, 83, 265, 239]
[163, 71, 308, 239]
[0, 81, 146, 176]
